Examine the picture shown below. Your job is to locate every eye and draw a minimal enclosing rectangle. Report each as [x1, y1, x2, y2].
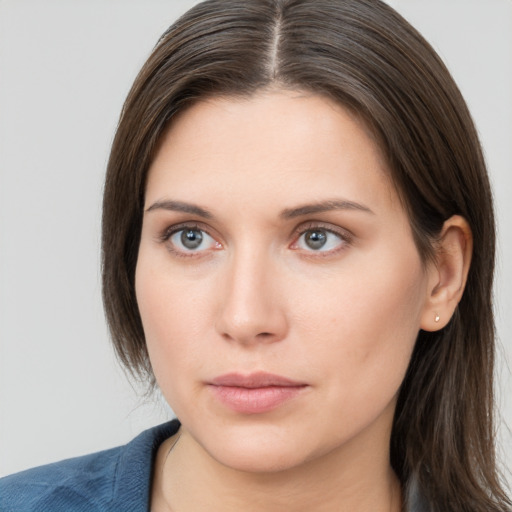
[292, 227, 349, 253]
[166, 226, 221, 255]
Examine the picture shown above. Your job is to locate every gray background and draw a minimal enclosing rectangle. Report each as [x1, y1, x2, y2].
[1, 0, 511, 483]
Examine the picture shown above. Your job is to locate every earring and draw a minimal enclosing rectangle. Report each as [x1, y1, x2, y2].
[434, 313, 440, 323]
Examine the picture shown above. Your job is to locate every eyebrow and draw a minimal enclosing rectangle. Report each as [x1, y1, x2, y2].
[280, 199, 374, 219]
[145, 200, 213, 218]
[145, 198, 374, 219]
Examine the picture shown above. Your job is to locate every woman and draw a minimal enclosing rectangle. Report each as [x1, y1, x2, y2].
[1, 0, 510, 510]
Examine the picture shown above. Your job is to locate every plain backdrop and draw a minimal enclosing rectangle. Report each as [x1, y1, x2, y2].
[1, 0, 511, 484]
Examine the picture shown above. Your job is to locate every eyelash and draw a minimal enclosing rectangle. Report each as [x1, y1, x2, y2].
[158, 221, 353, 258]
[158, 222, 220, 259]
[290, 222, 353, 257]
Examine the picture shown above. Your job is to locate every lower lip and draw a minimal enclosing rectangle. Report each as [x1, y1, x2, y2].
[208, 385, 306, 414]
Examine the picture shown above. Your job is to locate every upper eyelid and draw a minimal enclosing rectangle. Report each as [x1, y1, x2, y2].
[158, 221, 216, 242]
[292, 221, 354, 241]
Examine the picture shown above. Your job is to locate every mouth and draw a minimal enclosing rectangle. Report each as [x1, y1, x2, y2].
[207, 372, 309, 414]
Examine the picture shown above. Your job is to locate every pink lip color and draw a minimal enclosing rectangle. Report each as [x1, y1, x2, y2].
[208, 372, 307, 414]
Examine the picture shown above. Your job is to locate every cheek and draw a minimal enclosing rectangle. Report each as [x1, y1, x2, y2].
[289, 247, 426, 405]
[135, 254, 209, 390]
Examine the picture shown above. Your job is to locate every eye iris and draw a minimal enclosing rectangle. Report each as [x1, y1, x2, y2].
[305, 230, 327, 250]
[181, 229, 203, 249]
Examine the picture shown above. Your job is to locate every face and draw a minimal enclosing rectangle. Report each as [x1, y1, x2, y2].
[136, 90, 433, 474]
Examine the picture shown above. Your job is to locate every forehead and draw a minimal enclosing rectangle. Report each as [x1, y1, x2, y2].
[145, 89, 398, 217]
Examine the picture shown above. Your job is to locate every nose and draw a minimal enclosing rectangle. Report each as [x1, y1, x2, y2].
[214, 248, 288, 346]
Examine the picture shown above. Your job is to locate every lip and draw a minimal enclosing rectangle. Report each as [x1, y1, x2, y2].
[208, 372, 308, 414]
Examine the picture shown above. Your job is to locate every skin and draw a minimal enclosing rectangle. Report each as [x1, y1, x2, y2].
[135, 89, 472, 511]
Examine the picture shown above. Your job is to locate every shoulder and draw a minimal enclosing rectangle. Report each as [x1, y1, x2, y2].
[0, 446, 121, 512]
[0, 420, 180, 512]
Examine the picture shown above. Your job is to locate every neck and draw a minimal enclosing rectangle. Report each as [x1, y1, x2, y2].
[152, 415, 402, 512]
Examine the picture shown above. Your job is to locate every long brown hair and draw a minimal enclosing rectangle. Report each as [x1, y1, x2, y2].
[102, 0, 511, 509]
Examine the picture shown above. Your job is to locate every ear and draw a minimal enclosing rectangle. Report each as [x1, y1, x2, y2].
[420, 215, 473, 332]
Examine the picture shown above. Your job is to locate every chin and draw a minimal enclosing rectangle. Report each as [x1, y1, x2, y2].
[214, 444, 305, 474]
[194, 421, 318, 475]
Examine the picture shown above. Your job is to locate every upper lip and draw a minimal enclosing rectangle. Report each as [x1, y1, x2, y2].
[210, 372, 307, 388]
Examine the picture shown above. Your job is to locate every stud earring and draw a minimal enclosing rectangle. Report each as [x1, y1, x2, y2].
[434, 313, 440, 323]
